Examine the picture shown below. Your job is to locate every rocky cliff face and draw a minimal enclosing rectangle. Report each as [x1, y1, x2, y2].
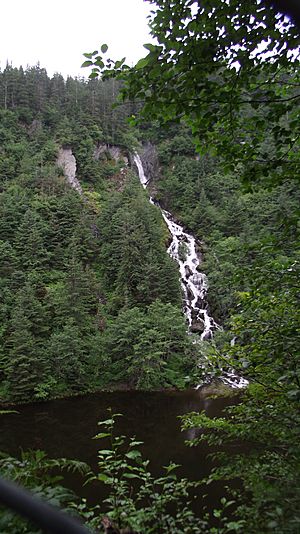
[139, 142, 160, 184]
[94, 143, 129, 165]
[56, 147, 82, 194]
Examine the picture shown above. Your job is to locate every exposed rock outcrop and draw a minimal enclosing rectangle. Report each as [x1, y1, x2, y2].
[94, 143, 129, 165]
[56, 147, 82, 194]
[139, 142, 160, 184]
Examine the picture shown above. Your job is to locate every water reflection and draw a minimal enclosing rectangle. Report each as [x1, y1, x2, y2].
[0, 390, 237, 508]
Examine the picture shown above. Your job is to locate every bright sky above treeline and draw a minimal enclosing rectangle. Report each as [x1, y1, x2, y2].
[1, 0, 153, 78]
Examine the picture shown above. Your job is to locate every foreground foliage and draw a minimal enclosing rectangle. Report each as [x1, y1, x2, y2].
[85, 0, 299, 186]
[0, 448, 89, 533]
[80, 411, 208, 533]
[0, 412, 231, 533]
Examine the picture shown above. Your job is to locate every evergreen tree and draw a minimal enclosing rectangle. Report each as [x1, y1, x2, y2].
[46, 318, 87, 392]
[14, 209, 49, 271]
[5, 281, 50, 401]
[101, 300, 189, 388]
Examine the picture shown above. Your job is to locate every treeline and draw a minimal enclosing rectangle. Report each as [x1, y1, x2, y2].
[0, 64, 138, 143]
[0, 65, 194, 403]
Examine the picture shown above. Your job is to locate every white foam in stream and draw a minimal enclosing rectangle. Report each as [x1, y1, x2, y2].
[134, 153, 247, 389]
[134, 153, 218, 339]
[161, 210, 219, 340]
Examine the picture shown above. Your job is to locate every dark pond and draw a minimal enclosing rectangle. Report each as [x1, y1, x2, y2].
[0, 389, 239, 514]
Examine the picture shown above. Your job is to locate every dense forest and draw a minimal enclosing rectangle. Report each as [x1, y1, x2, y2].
[0, 0, 300, 531]
[0, 65, 200, 402]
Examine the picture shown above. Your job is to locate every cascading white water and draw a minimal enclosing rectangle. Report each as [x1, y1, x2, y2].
[134, 153, 248, 389]
[161, 211, 220, 340]
[134, 154, 149, 188]
[134, 153, 218, 339]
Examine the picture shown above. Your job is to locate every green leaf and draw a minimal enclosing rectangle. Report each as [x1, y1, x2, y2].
[143, 43, 158, 52]
[115, 58, 126, 69]
[123, 473, 141, 479]
[125, 450, 142, 460]
[135, 57, 150, 70]
[98, 419, 114, 426]
[213, 509, 222, 518]
[97, 473, 112, 482]
[95, 59, 104, 68]
[129, 440, 144, 447]
[163, 463, 180, 473]
[81, 60, 93, 68]
[93, 432, 110, 439]
[101, 43, 108, 54]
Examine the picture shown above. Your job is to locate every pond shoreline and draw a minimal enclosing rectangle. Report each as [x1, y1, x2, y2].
[0, 379, 240, 409]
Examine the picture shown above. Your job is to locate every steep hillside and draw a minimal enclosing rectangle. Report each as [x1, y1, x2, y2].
[0, 66, 195, 403]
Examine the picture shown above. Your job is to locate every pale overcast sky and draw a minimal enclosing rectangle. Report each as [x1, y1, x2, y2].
[1, 0, 153, 78]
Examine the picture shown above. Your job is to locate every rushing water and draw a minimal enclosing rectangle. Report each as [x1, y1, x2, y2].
[134, 153, 248, 389]
[134, 154, 218, 339]
[161, 213, 219, 339]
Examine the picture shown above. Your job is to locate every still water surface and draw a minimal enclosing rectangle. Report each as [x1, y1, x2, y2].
[0, 390, 237, 508]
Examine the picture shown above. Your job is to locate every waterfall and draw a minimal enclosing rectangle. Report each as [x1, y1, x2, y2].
[134, 153, 248, 389]
[161, 211, 219, 340]
[134, 153, 218, 339]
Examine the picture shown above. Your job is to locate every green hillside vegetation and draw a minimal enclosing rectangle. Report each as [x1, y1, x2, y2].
[0, 0, 300, 528]
[0, 65, 194, 403]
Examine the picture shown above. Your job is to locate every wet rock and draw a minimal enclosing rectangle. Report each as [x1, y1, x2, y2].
[185, 265, 193, 278]
[190, 321, 204, 334]
[94, 143, 128, 163]
[193, 298, 205, 310]
[139, 142, 160, 183]
[202, 330, 213, 341]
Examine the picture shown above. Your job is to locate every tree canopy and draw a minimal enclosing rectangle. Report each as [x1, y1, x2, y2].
[84, 0, 300, 185]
